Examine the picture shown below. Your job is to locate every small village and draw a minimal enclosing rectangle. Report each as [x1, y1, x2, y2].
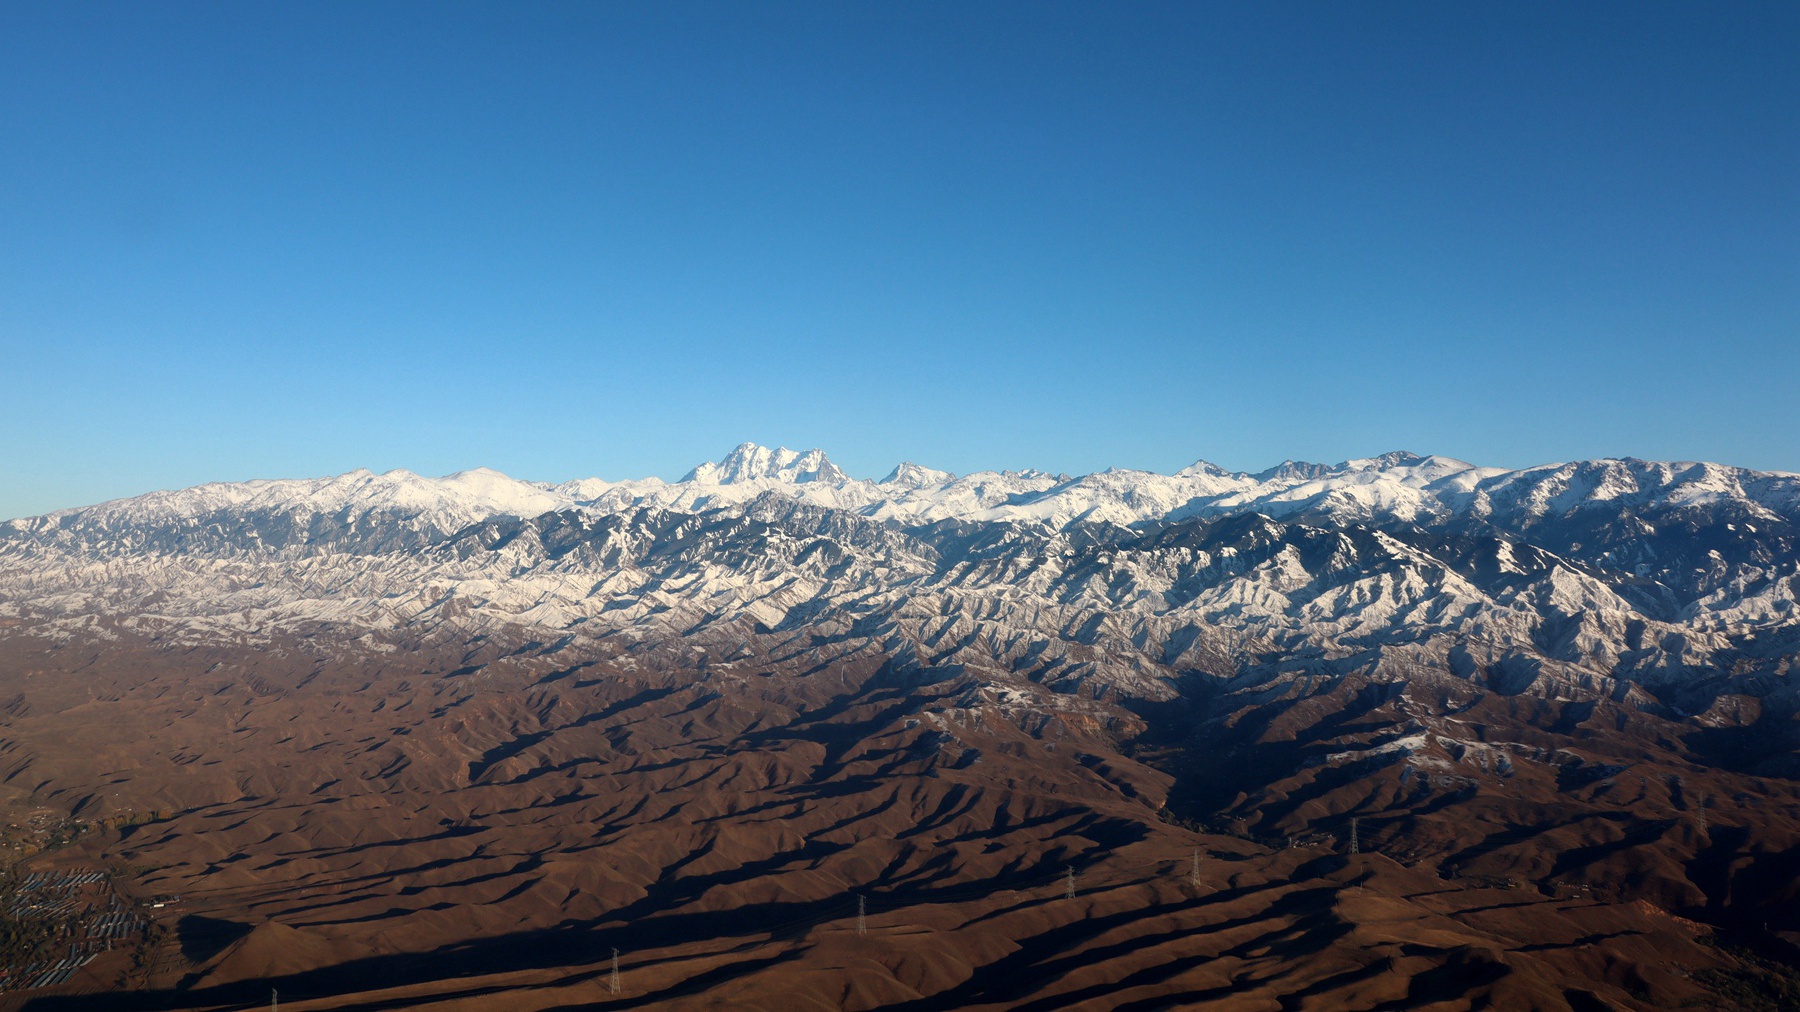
[0, 865, 153, 999]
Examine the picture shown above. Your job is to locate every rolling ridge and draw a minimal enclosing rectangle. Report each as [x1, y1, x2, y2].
[0, 444, 1796, 1009]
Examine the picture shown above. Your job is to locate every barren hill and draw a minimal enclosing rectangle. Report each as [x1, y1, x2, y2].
[0, 446, 1796, 1010]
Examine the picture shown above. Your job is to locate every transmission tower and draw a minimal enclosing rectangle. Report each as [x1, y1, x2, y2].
[1349, 817, 1360, 855]
[1064, 866, 1076, 900]
[856, 894, 866, 935]
[271, 989, 278, 1012]
[1189, 848, 1200, 890]
[610, 947, 621, 995]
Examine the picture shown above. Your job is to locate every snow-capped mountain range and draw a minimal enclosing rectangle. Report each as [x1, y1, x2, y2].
[3, 443, 1798, 710]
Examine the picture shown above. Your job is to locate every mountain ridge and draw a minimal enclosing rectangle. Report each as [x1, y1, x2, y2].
[14, 442, 1800, 532]
[2, 443, 1798, 1008]
[3, 443, 1796, 713]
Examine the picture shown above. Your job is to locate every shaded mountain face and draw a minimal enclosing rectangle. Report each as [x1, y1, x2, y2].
[1, 445, 1798, 1010]
[5, 446, 1796, 703]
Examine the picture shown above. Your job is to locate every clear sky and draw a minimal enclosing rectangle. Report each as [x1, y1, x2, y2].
[2, 1, 1796, 518]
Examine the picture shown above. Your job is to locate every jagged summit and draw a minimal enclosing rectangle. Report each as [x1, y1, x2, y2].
[1368, 450, 1428, 468]
[12, 446, 1800, 537]
[682, 442, 850, 485]
[4, 441, 1800, 762]
[881, 462, 955, 488]
[2, 444, 1796, 1012]
[1253, 460, 1333, 483]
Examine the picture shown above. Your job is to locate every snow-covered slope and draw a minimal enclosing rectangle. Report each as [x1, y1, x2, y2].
[14, 443, 1797, 541]
[2, 444, 1797, 711]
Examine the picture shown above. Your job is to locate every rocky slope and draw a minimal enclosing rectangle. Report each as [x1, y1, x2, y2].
[0, 444, 1796, 1010]
[4, 444, 1797, 706]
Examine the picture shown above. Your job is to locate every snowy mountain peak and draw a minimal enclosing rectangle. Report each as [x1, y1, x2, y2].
[1176, 459, 1232, 479]
[881, 462, 955, 488]
[12, 449, 1800, 546]
[445, 466, 512, 481]
[6, 445, 1800, 714]
[1364, 450, 1427, 469]
[682, 443, 850, 485]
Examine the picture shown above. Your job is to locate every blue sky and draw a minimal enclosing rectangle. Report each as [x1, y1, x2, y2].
[2, 1, 1795, 518]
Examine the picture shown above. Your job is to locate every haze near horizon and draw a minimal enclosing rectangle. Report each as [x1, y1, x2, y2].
[1, 1, 1795, 519]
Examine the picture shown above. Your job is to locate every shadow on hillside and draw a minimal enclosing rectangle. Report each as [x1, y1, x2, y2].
[175, 914, 253, 965]
[20, 835, 1130, 1012]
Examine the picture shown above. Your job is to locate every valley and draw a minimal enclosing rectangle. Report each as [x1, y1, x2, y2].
[0, 445, 1795, 1009]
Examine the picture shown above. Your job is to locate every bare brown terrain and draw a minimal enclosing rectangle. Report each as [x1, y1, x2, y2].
[0, 627, 1796, 1011]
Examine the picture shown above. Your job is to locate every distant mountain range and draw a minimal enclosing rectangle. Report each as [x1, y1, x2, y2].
[3, 443, 1796, 728]
[4, 444, 1799, 1008]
